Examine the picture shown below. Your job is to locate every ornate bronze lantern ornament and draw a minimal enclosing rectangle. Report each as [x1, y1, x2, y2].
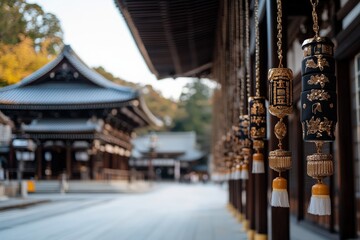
[268, 0, 293, 208]
[249, 0, 266, 174]
[301, 0, 337, 216]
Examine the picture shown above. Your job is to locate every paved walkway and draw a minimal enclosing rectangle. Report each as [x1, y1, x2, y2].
[0, 183, 332, 240]
[0, 183, 247, 240]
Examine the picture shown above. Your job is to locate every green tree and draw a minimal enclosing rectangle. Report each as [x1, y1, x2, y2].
[0, 0, 63, 54]
[94, 66, 178, 130]
[171, 79, 213, 151]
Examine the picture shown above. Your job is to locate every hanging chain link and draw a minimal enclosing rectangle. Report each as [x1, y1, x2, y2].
[245, 0, 251, 101]
[276, 0, 283, 68]
[239, 0, 245, 115]
[310, 0, 319, 38]
[254, 0, 260, 97]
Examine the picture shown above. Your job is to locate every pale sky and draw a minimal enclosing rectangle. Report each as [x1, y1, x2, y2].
[28, 0, 192, 100]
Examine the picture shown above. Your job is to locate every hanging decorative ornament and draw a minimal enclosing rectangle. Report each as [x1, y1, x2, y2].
[268, 0, 293, 208]
[301, 0, 336, 216]
[237, 0, 251, 180]
[249, 0, 266, 174]
[239, 115, 251, 179]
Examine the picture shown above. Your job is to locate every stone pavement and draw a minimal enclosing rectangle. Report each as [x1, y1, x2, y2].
[0, 197, 50, 211]
[0, 183, 332, 240]
[0, 183, 247, 240]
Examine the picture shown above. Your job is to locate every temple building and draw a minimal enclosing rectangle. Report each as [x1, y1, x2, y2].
[130, 131, 205, 181]
[0, 45, 161, 181]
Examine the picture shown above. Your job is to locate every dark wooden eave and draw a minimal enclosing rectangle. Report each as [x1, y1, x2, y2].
[115, 0, 219, 79]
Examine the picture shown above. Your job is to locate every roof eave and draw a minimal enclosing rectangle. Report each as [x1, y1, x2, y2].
[115, 0, 160, 79]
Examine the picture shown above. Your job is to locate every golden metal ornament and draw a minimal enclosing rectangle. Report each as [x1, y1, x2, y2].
[268, 0, 293, 174]
[300, 0, 337, 216]
[268, 0, 294, 208]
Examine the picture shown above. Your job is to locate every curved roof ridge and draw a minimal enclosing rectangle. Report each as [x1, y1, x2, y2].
[0, 45, 137, 97]
[138, 94, 163, 127]
[62, 45, 137, 95]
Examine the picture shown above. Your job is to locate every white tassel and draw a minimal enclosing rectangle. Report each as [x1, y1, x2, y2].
[271, 177, 290, 208]
[271, 189, 290, 207]
[252, 153, 265, 174]
[233, 170, 241, 180]
[308, 183, 331, 216]
[240, 164, 249, 180]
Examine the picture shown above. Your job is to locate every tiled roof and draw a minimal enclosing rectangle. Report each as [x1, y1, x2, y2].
[0, 45, 138, 107]
[132, 131, 204, 161]
[0, 45, 162, 127]
[0, 83, 135, 105]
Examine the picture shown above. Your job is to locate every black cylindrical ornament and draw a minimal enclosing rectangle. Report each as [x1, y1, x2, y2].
[248, 97, 266, 140]
[239, 115, 251, 149]
[300, 37, 337, 142]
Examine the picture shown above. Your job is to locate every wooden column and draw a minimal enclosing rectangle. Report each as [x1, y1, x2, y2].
[294, 109, 305, 221]
[246, 157, 256, 239]
[238, 179, 244, 220]
[267, 0, 289, 239]
[254, 13, 269, 239]
[36, 141, 43, 179]
[336, 59, 357, 239]
[8, 144, 15, 179]
[66, 141, 72, 179]
[235, 179, 241, 217]
[255, 151, 268, 238]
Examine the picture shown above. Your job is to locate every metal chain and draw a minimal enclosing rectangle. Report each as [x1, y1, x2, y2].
[235, 0, 241, 118]
[239, 0, 245, 115]
[276, 0, 283, 68]
[310, 0, 319, 38]
[245, 0, 251, 101]
[255, 0, 260, 97]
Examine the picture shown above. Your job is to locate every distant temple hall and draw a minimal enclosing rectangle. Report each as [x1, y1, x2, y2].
[131, 132, 205, 180]
[0, 45, 161, 180]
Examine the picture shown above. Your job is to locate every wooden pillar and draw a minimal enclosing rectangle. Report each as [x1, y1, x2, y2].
[267, 0, 289, 239]
[255, 151, 268, 238]
[294, 109, 305, 221]
[89, 153, 95, 180]
[8, 144, 15, 179]
[238, 179, 244, 220]
[36, 141, 43, 179]
[336, 59, 357, 239]
[254, 13, 269, 239]
[228, 179, 233, 205]
[235, 179, 240, 215]
[66, 141, 72, 179]
[246, 157, 256, 239]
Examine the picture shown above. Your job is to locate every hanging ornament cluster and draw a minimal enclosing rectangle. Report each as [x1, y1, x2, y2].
[268, 0, 293, 208]
[249, 0, 266, 174]
[300, 0, 337, 216]
[232, 126, 242, 180]
[239, 115, 251, 179]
